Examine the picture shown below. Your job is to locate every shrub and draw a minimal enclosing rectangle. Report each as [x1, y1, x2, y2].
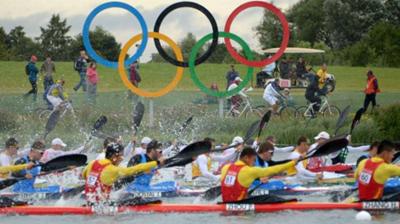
[373, 104, 400, 141]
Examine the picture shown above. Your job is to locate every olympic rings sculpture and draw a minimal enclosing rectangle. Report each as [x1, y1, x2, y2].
[82, 1, 290, 98]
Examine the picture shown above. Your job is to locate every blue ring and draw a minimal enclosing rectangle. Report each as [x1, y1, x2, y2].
[82, 1, 148, 68]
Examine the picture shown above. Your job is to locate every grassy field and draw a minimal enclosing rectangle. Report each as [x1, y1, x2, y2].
[0, 61, 399, 147]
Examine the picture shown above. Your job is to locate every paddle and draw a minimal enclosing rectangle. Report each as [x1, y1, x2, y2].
[43, 110, 61, 139]
[0, 154, 87, 190]
[177, 116, 193, 137]
[246, 137, 349, 196]
[350, 108, 364, 135]
[334, 105, 351, 135]
[132, 101, 145, 133]
[64, 141, 212, 197]
[84, 116, 108, 151]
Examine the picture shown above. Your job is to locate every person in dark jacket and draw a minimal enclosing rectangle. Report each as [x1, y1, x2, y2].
[305, 74, 326, 114]
[73, 50, 89, 92]
[225, 64, 239, 90]
[279, 59, 290, 79]
[296, 57, 307, 79]
[40, 56, 56, 92]
[24, 55, 39, 101]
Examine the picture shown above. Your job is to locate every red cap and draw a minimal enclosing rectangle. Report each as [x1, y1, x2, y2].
[31, 55, 38, 62]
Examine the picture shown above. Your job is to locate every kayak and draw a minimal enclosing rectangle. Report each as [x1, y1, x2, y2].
[1, 201, 399, 215]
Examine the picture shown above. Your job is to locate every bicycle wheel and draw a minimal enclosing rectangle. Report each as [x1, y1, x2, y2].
[37, 108, 51, 121]
[279, 106, 297, 120]
[244, 107, 263, 118]
[323, 105, 341, 117]
[295, 106, 313, 119]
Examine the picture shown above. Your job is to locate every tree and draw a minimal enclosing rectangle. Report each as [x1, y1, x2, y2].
[0, 27, 8, 60]
[255, 9, 296, 50]
[287, 0, 325, 45]
[384, 0, 400, 25]
[38, 14, 72, 60]
[323, 0, 385, 49]
[70, 26, 121, 62]
[178, 32, 204, 61]
[6, 26, 39, 61]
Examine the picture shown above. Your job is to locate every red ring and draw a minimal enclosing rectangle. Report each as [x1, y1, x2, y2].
[224, 1, 290, 67]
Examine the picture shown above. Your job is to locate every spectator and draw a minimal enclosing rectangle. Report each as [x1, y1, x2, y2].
[225, 64, 239, 90]
[40, 56, 55, 92]
[129, 61, 141, 87]
[279, 58, 290, 79]
[23, 55, 39, 101]
[86, 61, 99, 104]
[296, 57, 307, 79]
[73, 50, 89, 92]
[363, 70, 380, 113]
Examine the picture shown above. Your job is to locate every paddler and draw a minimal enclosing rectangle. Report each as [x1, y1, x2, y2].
[127, 140, 162, 186]
[217, 136, 244, 172]
[82, 142, 164, 205]
[355, 140, 400, 201]
[192, 138, 237, 184]
[40, 138, 85, 163]
[220, 147, 297, 203]
[287, 136, 323, 181]
[306, 131, 330, 170]
[0, 138, 31, 179]
[11, 140, 46, 192]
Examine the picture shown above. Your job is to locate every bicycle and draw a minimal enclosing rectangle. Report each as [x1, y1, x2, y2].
[295, 95, 340, 119]
[35, 101, 76, 121]
[256, 88, 297, 119]
[225, 88, 263, 118]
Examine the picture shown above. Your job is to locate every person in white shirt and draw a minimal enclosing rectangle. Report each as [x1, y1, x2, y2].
[217, 136, 244, 172]
[307, 131, 330, 170]
[227, 77, 248, 115]
[288, 136, 322, 181]
[134, 137, 152, 155]
[40, 138, 86, 163]
[263, 79, 285, 114]
[192, 138, 238, 183]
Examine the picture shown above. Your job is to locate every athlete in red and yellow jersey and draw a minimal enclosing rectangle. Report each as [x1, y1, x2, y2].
[82, 143, 163, 204]
[220, 147, 297, 202]
[355, 140, 400, 201]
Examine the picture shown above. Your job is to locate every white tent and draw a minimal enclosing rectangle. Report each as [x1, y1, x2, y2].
[263, 47, 325, 54]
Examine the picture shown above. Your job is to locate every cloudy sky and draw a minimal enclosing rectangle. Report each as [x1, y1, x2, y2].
[1, 0, 300, 62]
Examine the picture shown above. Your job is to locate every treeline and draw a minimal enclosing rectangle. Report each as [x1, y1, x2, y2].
[0, 14, 122, 62]
[256, 0, 400, 67]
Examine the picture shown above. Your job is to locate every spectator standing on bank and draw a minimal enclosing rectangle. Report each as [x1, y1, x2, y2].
[40, 56, 55, 92]
[73, 50, 89, 92]
[86, 61, 99, 104]
[225, 64, 239, 90]
[363, 70, 380, 113]
[279, 59, 290, 79]
[24, 55, 39, 101]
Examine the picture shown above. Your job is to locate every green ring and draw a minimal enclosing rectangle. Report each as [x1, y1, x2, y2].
[189, 32, 254, 98]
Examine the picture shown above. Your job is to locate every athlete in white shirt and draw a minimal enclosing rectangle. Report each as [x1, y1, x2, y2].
[40, 138, 85, 163]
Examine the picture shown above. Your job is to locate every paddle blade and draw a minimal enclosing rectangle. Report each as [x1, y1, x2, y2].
[167, 141, 212, 162]
[44, 110, 61, 138]
[92, 115, 107, 134]
[245, 120, 261, 142]
[178, 116, 193, 133]
[133, 102, 145, 132]
[350, 108, 364, 134]
[335, 105, 351, 135]
[41, 154, 87, 172]
[257, 111, 272, 138]
[0, 178, 19, 190]
[308, 137, 349, 159]
[163, 157, 193, 168]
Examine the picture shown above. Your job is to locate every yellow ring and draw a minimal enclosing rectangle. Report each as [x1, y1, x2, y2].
[118, 32, 184, 98]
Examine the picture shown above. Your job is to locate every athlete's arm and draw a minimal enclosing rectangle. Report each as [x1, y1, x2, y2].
[0, 164, 30, 174]
[101, 161, 158, 186]
[375, 163, 400, 184]
[197, 156, 219, 181]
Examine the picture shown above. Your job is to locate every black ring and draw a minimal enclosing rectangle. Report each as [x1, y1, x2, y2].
[153, 1, 219, 67]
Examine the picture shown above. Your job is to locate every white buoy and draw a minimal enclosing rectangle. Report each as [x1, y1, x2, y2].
[355, 210, 372, 221]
